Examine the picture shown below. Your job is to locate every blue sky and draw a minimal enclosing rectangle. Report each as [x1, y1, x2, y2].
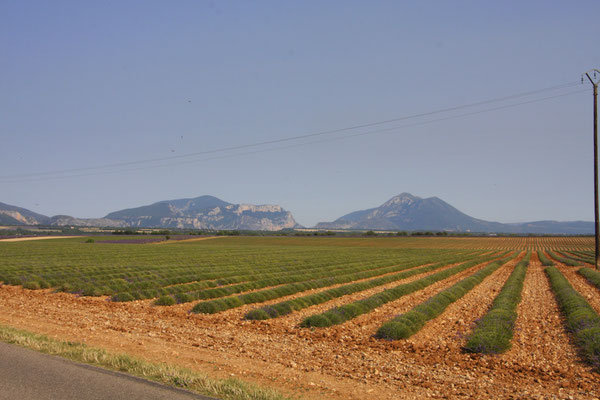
[2, 1, 600, 227]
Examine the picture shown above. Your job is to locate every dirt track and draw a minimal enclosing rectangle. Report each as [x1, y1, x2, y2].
[0, 252, 598, 400]
[0, 236, 80, 242]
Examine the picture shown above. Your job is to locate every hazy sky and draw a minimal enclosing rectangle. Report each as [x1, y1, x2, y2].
[2, 1, 600, 227]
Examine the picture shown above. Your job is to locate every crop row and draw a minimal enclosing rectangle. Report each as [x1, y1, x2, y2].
[559, 251, 595, 265]
[299, 252, 510, 328]
[108, 256, 385, 299]
[463, 252, 531, 353]
[537, 250, 554, 266]
[168, 253, 442, 304]
[545, 266, 600, 369]
[546, 251, 582, 267]
[570, 250, 595, 260]
[119, 257, 412, 302]
[578, 267, 600, 291]
[374, 253, 516, 340]
[188, 251, 482, 313]
[243, 252, 498, 320]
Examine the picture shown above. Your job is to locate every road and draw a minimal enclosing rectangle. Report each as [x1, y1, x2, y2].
[0, 342, 217, 400]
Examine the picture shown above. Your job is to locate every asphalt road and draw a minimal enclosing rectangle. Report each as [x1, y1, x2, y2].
[0, 342, 217, 400]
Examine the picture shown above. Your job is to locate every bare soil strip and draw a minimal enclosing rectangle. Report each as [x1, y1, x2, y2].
[0, 236, 80, 242]
[502, 253, 598, 398]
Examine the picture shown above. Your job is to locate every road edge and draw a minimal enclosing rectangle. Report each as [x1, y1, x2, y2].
[0, 323, 293, 400]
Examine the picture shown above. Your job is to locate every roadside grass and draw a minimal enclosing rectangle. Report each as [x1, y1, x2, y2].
[545, 266, 600, 370]
[463, 252, 531, 354]
[0, 324, 293, 400]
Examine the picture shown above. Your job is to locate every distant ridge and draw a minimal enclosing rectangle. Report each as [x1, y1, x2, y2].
[104, 195, 300, 230]
[0, 202, 50, 226]
[314, 193, 594, 234]
[0, 196, 301, 231]
[0, 193, 593, 234]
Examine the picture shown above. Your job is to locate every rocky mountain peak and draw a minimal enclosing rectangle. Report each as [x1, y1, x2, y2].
[382, 192, 420, 208]
[101, 196, 299, 230]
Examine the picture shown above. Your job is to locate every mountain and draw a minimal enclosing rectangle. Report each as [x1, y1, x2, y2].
[0, 196, 301, 231]
[504, 220, 595, 235]
[1, 194, 594, 234]
[315, 193, 504, 232]
[104, 195, 300, 230]
[0, 202, 50, 225]
[315, 193, 595, 234]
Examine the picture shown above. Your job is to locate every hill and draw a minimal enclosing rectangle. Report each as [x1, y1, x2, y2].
[0, 202, 50, 225]
[315, 193, 594, 234]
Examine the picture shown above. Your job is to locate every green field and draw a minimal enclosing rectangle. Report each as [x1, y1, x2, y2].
[0, 236, 592, 306]
[0, 236, 480, 302]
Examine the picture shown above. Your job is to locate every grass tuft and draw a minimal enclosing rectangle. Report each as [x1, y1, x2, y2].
[111, 292, 135, 302]
[22, 281, 41, 290]
[154, 295, 176, 306]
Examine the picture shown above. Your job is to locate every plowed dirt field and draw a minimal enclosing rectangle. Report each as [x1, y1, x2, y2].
[1, 250, 598, 399]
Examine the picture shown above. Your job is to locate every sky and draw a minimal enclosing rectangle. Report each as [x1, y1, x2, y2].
[2, 1, 600, 227]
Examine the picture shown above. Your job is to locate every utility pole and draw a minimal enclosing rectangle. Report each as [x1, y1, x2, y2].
[583, 69, 600, 269]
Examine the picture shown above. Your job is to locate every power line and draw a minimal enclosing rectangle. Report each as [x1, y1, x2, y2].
[1, 87, 588, 184]
[0, 81, 581, 181]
